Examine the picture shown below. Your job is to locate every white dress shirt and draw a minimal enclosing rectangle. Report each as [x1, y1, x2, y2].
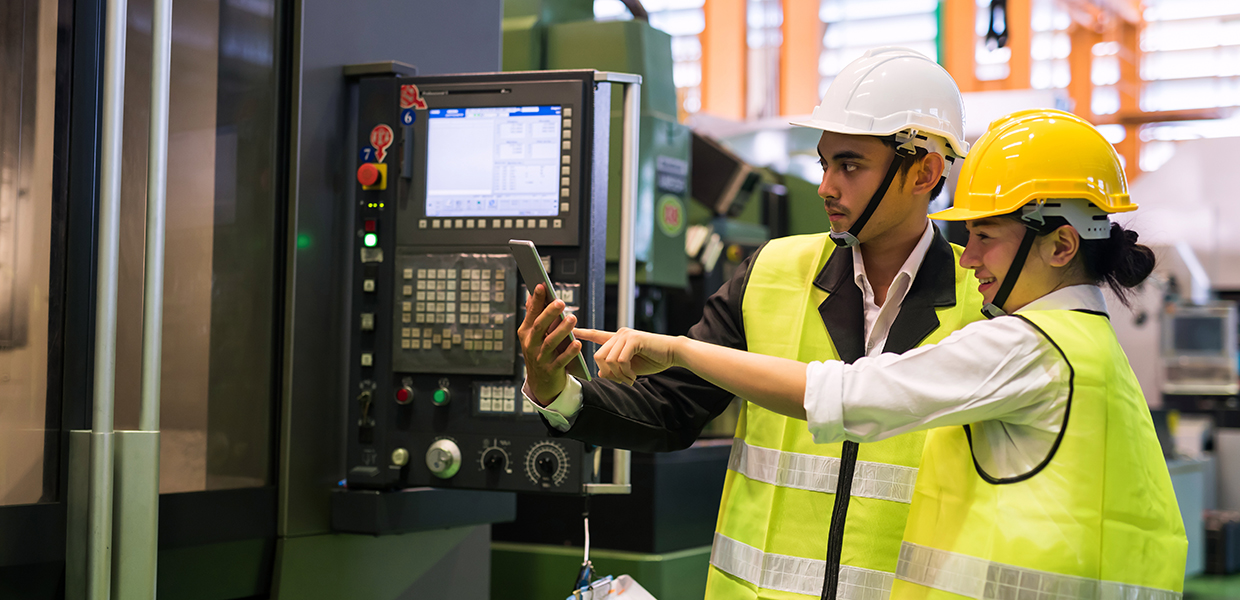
[804, 284, 1108, 478]
[855, 221, 936, 357]
[525, 222, 940, 430]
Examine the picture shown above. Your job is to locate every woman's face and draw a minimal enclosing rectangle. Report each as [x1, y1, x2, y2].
[959, 216, 1076, 312]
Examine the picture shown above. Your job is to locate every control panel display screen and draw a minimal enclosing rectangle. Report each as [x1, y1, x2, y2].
[426, 106, 563, 218]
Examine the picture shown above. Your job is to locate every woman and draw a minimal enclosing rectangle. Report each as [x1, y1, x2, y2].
[567, 110, 1188, 598]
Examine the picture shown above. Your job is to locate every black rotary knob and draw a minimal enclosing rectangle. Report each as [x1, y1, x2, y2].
[535, 453, 558, 477]
[483, 448, 506, 471]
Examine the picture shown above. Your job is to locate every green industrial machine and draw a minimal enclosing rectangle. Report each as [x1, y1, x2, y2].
[496, 11, 708, 600]
[504, 2, 690, 288]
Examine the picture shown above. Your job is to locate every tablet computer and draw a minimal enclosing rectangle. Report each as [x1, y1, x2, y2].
[509, 239, 591, 382]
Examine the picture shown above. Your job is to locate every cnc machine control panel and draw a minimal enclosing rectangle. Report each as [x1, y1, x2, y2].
[345, 71, 610, 494]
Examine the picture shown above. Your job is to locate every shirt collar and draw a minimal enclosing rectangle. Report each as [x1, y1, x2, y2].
[1016, 284, 1109, 315]
[852, 221, 937, 289]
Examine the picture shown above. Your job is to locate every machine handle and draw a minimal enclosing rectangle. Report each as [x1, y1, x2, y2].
[585, 72, 642, 495]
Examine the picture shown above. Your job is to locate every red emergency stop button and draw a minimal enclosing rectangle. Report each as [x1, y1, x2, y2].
[358, 163, 382, 187]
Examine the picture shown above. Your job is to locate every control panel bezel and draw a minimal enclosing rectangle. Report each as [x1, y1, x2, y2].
[345, 70, 610, 495]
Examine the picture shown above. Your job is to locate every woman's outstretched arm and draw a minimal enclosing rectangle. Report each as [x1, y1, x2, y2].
[574, 328, 809, 420]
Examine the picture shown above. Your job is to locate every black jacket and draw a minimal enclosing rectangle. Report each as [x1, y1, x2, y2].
[543, 232, 961, 452]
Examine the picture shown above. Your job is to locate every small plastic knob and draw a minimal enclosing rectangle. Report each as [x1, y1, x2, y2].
[483, 449, 506, 471]
[535, 454, 558, 477]
[391, 447, 409, 466]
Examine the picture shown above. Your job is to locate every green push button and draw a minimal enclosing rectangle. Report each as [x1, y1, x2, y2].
[432, 388, 450, 406]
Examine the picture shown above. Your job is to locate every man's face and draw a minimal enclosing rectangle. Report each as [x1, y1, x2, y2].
[815, 131, 921, 244]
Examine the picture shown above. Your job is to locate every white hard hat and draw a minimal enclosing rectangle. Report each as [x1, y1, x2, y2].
[791, 46, 969, 161]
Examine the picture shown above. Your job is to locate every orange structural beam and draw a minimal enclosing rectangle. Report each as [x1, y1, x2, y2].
[1068, 24, 1100, 120]
[940, 0, 977, 92]
[701, 0, 747, 120]
[1115, 19, 1142, 177]
[780, 0, 822, 115]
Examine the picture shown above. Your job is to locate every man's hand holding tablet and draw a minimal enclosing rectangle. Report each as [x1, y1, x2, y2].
[512, 239, 592, 406]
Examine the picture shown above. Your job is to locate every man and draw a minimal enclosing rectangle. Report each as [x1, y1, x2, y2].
[520, 47, 985, 599]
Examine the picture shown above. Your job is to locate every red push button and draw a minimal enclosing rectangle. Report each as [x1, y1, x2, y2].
[395, 385, 414, 405]
[357, 163, 381, 187]
[364, 219, 377, 232]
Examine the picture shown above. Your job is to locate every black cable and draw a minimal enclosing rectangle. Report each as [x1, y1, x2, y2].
[574, 495, 594, 591]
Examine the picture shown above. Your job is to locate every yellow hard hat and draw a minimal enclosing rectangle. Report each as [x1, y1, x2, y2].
[930, 109, 1135, 234]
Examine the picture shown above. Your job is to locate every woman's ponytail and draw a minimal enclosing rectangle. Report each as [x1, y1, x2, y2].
[1079, 222, 1156, 306]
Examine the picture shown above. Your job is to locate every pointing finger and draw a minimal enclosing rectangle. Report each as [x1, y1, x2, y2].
[573, 328, 613, 344]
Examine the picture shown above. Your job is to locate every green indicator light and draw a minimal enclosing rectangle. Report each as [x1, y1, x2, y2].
[363, 233, 378, 247]
[432, 389, 448, 405]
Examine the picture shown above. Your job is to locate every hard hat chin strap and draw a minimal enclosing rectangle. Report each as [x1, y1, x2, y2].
[981, 227, 1038, 319]
[829, 142, 916, 249]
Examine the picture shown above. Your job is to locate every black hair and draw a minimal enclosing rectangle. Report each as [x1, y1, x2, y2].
[880, 140, 948, 201]
[1000, 213, 1155, 307]
[1078, 222, 1156, 306]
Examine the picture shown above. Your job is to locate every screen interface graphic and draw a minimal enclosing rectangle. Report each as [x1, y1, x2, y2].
[425, 106, 563, 218]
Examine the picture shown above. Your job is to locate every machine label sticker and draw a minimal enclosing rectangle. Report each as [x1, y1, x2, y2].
[370, 124, 394, 162]
[655, 155, 688, 194]
[657, 194, 686, 237]
[401, 108, 416, 126]
[400, 84, 428, 109]
[359, 146, 375, 163]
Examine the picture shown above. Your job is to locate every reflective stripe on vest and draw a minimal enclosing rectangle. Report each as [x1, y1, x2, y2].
[712, 533, 895, 600]
[728, 438, 918, 504]
[896, 542, 1183, 600]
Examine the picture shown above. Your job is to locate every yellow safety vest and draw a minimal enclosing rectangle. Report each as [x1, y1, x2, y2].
[892, 309, 1188, 599]
[709, 233, 983, 600]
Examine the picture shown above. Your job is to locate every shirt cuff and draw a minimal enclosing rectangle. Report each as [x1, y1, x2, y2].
[522, 375, 583, 432]
[804, 361, 846, 444]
